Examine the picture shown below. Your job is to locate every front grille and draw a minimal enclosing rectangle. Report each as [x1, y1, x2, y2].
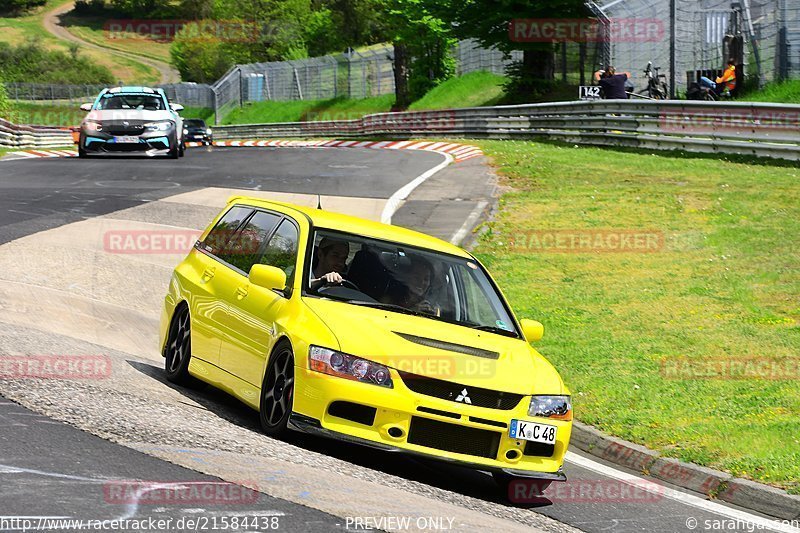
[523, 441, 555, 457]
[103, 121, 146, 136]
[407, 416, 500, 459]
[399, 371, 523, 410]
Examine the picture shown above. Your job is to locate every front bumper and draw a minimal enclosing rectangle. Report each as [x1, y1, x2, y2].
[291, 365, 571, 480]
[81, 128, 176, 155]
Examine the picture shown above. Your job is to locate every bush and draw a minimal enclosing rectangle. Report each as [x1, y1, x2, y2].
[0, 0, 46, 16]
[0, 40, 114, 84]
[0, 81, 11, 119]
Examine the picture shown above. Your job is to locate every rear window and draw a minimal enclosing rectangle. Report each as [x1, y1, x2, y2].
[96, 94, 165, 111]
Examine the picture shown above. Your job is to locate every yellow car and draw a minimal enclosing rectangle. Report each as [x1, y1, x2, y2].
[159, 195, 572, 491]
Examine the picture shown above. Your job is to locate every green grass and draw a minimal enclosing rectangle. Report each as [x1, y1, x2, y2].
[59, 13, 173, 63]
[409, 71, 506, 110]
[742, 80, 800, 104]
[222, 94, 395, 125]
[0, 0, 159, 84]
[471, 140, 800, 493]
[222, 71, 509, 125]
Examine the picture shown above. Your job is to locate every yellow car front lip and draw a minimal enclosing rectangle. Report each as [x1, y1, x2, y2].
[287, 412, 567, 481]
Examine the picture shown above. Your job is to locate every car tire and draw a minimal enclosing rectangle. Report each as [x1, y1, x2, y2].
[178, 142, 185, 157]
[78, 146, 87, 158]
[259, 341, 295, 437]
[492, 472, 551, 501]
[164, 304, 195, 385]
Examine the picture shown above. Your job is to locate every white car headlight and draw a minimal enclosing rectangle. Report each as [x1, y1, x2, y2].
[206, 128, 212, 135]
[83, 120, 102, 132]
[309, 346, 392, 388]
[528, 395, 572, 420]
[144, 121, 173, 132]
[183, 129, 188, 135]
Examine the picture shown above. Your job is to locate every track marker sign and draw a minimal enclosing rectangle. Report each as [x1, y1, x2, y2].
[579, 86, 602, 100]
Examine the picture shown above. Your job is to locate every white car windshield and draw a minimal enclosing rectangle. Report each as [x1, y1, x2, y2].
[96, 94, 165, 111]
[307, 230, 520, 338]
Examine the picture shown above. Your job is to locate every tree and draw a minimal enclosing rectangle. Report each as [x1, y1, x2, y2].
[381, 0, 455, 108]
[0, 0, 46, 15]
[434, 0, 588, 100]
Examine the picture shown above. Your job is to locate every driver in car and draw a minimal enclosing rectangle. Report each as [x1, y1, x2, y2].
[310, 237, 350, 291]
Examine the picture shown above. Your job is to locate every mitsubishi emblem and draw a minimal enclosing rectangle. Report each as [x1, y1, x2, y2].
[455, 388, 472, 404]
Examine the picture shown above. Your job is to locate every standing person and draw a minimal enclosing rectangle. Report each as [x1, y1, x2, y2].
[700, 59, 736, 96]
[594, 66, 632, 99]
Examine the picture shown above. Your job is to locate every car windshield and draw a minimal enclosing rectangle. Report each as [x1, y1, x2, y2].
[306, 230, 520, 337]
[95, 94, 165, 111]
[185, 119, 206, 127]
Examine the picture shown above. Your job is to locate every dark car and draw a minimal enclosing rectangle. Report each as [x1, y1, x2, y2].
[183, 119, 213, 145]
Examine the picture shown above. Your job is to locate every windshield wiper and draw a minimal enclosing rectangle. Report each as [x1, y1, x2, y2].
[465, 324, 519, 338]
[346, 300, 429, 318]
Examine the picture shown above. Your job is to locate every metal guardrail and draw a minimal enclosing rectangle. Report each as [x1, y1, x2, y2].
[212, 100, 800, 161]
[0, 119, 73, 149]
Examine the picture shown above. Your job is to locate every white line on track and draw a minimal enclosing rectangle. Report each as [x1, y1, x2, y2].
[380, 152, 454, 225]
[566, 451, 800, 533]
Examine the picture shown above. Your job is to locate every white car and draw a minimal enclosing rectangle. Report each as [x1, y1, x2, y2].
[78, 86, 185, 158]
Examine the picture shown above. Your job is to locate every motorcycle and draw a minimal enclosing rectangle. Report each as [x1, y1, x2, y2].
[639, 61, 669, 100]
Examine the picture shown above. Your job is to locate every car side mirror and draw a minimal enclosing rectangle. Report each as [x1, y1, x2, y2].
[80, 103, 93, 111]
[170, 103, 184, 112]
[249, 264, 286, 293]
[520, 319, 544, 342]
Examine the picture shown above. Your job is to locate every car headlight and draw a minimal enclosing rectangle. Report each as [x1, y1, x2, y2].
[144, 121, 173, 132]
[83, 120, 102, 132]
[183, 128, 188, 135]
[309, 346, 393, 388]
[206, 128, 212, 135]
[528, 395, 572, 420]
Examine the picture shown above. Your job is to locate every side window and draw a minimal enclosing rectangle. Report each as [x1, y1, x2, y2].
[220, 211, 281, 274]
[458, 265, 497, 325]
[260, 220, 299, 281]
[202, 206, 253, 256]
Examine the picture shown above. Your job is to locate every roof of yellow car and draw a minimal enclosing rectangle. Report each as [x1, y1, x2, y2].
[227, 195, 472, 258]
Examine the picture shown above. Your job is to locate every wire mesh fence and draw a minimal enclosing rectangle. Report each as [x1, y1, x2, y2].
[599, 0, 800, 94]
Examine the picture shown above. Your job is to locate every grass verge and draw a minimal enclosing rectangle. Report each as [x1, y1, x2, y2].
[741, 80, 800, 104]
[0, 0, 159, 84]
[471, 140, 800, 493]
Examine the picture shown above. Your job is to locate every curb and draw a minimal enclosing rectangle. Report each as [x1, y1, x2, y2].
[570, 421, 800, 520]
[205, 139, 484, 163]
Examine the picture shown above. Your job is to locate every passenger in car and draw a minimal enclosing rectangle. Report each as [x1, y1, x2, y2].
[310, 237, 350, 290]
[382, 255, 439, 315]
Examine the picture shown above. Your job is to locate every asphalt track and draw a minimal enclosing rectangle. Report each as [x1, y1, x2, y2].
[0, 147, 796, 533]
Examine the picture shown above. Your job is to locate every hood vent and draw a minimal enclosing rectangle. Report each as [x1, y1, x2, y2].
[393, 332, 499, 360]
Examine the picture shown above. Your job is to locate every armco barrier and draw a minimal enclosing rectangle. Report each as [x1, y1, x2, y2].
[0, 119, 73, 149]
[212, 100, 800, 161]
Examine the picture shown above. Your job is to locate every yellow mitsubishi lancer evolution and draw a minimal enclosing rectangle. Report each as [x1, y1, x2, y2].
[159, 195, 572, 491]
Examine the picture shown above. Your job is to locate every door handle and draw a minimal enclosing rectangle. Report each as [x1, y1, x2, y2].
[202, 267, 216, 281]
[236, 285, 249, 299]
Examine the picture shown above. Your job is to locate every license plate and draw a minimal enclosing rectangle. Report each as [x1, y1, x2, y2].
[509, 420, 557, 444]
[114, 136, 139, 144]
